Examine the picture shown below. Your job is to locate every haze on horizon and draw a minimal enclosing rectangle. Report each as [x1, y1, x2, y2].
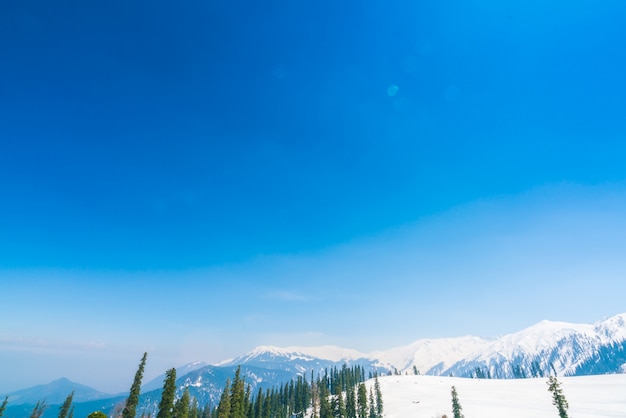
[2, 0, 626, 394]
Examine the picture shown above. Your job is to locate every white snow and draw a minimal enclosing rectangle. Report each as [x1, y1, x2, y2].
[372, 336, 491, 374]
[366, 374, 626, 418]
[228, 345, 371, 363]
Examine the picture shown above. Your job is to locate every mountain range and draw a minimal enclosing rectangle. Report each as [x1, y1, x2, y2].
[3, 313, 625, 417]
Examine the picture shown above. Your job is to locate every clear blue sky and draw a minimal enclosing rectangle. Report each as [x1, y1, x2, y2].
[2, 0, 626, 394]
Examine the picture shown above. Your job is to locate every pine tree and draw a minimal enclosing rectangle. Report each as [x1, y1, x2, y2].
[175, 387, 191, 418]
[319, 381, 332, 418]
[229, 367, 246, 418]
[374, 376, 383, 418]
[0, 396, 8, 418]
[190, 398, 199, 418]
[216, 379, 231, 418]
[547, 376, 569, 418]
[346, 385, 356, 418]
[367, 388, 376, 418]
[450, 386, 464, 418]
[68, 406, 75, 418]
[58, 391, 74, 418]
[30, 400, 46, 418]
[87, 412, 108, 418]
[331, 384, 346, 418]
[123, 352, 148, 418]
[356, 384, 367, 418]
[157, 368, 177, 418]
[310, 375, 319, 418]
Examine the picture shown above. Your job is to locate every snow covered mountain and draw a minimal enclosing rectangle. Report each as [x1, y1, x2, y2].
[435, 313, 626, 379]
[4, 313, 626, 418]
[224, 314, 626, 380]
[218, 345, 392, 376]
[143, 361, 210, 392]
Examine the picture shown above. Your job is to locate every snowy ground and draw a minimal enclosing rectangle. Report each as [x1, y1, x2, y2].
[367, 374, 626, 418]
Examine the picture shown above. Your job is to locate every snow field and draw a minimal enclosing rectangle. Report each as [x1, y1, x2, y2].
[367, 374, 626, 418]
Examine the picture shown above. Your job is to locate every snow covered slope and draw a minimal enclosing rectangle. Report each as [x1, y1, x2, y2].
[367, 373, 626, 418]
[231, 313, 626, 379]
[440, 313, 626, 378]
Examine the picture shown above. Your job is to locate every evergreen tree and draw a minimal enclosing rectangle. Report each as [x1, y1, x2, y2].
[356, 384, 367, 418]
[547, 376, 569, 418]
[0, 397, 8, 418]
[175, 387, 191, 418]
[30, 400, 47, 418]
[319, 381, 332, 418]
[345, 385, 356, 418]
[216, 379, 231, 418]
[331, 384, 346, 418]
[367, 389, 376, 418]
[87, 412, 108, 418]
[190, 398, 199, 418]
[157, 368, 177, 418]
[310, 376, 319, 418]
[253, 387, 264, 418]
[68, 406, 75, 418]
[229, 367, 246, 418]
[58, 391, 74, 418]
[123, 352, 148, 418]
[374, 376, 383, 418]
[450, 386, 464, 418]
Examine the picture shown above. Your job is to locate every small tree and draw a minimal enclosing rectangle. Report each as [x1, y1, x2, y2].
[58, 391, 74, 418]
[174, 387, 190, 418]
[87, 412, 108, 418]
[451, 386, 464, 418]
[547, 376, 569, 418]
[123, 352, 148, 418]
[30, 400, 47, 418]
[0, 396, 8, 418]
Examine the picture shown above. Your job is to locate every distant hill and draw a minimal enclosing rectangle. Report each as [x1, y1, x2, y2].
[1, 377, 112, 405]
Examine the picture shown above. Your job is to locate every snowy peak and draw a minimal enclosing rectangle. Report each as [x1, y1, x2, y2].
[226, 345, 374, 365]
[372, 336, 491, 374]
[226, 313, 626, 380]
[594, 313, 626, 342]
[221, 344, 393, 378]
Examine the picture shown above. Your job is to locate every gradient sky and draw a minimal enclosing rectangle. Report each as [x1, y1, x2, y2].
[2, 0, 626, 394]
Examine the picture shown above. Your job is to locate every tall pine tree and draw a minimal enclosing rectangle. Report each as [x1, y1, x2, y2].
[368, 388, 376, 418]
[229, 367, 246, 418]
[157, 368, 177, 418]
[216, 379, 231, 418]
[123, 352, 147, 418]
[374, 376, 383, 418]
[58, 391, 74, 418]
[356, 384, 367, 418]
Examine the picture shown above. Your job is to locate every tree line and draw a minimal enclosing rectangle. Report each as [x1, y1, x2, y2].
[19, 353, 384, 418]
[1, 352, 573, 418]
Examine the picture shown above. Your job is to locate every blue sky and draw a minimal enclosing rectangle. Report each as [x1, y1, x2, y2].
[2, 0, 626, 393]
